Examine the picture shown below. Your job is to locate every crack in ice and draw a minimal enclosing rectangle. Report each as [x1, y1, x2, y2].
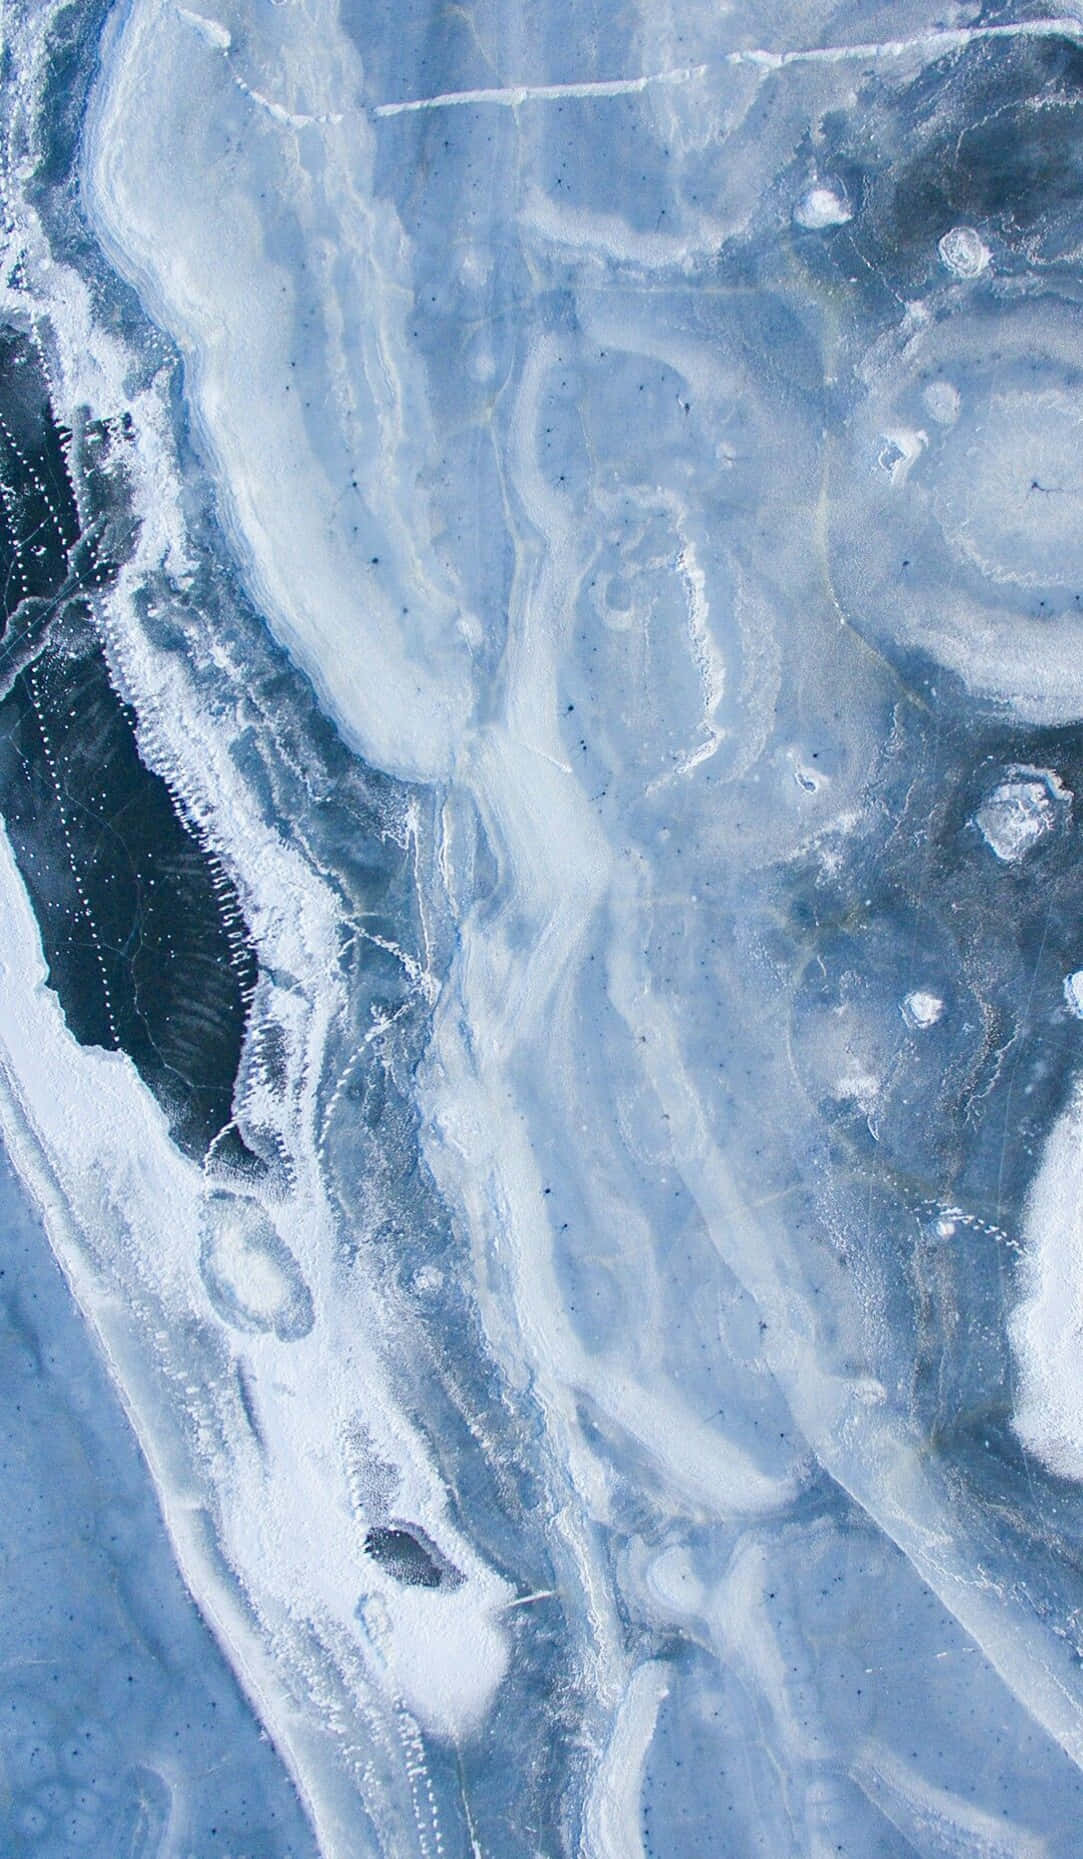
[374, 16, 1083, 116]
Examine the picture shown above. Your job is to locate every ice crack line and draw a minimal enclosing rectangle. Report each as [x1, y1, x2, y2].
[373, 15, 1083, 115]
[374, 68, 702, 114]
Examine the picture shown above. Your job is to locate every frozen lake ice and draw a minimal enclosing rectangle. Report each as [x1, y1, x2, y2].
[4, 1, 1083, 1855]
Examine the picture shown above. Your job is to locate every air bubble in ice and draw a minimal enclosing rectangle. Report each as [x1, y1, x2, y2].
[937, 225, 990, 278]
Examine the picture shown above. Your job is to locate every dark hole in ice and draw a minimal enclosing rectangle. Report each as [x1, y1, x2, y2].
[363, 1524, 460, 1590]
[0, 331, 258, 1158]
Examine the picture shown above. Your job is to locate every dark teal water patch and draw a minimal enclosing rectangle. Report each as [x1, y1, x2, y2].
[0, 334, 80, 605]
[363, 1524, 460, 1589]
[0, 334, 257, 1157]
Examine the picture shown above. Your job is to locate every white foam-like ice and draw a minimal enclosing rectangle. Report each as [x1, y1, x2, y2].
[794, 183, 852, 229]
[0, 759, 512, 1761]
[902, 990, 944, 1029]
[975, 768, 1068, 863]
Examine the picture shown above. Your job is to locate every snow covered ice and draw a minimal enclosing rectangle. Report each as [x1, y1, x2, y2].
[6, 2, 1083, 1855]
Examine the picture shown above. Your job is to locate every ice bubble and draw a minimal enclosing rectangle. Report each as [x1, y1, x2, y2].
[937, 225, 990, 278]
[974, 767, 1070, 863]
[1064, 972, 1083, 1020]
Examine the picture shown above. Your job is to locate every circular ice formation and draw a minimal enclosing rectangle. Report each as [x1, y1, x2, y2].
[1064, 972, 1083, 1019]
[828, 299, 1083, 725]
[937, 225, 990, 278]
[794, 184, 852, 230]
[199, 1193, 314, 1340]
[974, 767, 1070, 863]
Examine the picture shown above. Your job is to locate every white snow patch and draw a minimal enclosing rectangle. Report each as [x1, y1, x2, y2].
[902, 991, 943, 1029]
[793, 184, 851, 229]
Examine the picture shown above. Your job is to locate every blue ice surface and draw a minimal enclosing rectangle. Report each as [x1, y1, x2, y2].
[0, 1140, 318, 1859]
[15, 0, 1083, 1854]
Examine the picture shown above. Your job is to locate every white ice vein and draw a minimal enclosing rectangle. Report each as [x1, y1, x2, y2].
[373, 16, 1083, 116]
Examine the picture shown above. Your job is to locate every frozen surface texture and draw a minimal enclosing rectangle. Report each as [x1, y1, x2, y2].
[3, 0, 1083, 1854]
